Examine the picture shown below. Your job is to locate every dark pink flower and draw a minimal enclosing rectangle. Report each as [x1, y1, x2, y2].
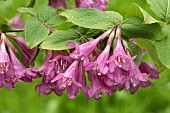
[139, 60, 159, 79]
[51, 60, 82, 99]
[10, 14, 24, 28]
[75, 0, 110, 11]
[0, 34, 40, 90]
[107, 29, 132, 84]
[0, 37, 15, 90]
[9, 35, 36, 66]
[48, 0, 66, 8]
[105, 28, 152, 94]
[35, 51, 55, 95]
[35, 51, 71, 95]
[129, 38, 146, 55]
[77, 61, 89, 99]
[87, 69, 115, 100]
[85, 31, 115, 75]
[67, 29, 111, 66]
[8, 47, 41, 83]
[85, 44, 110, 75]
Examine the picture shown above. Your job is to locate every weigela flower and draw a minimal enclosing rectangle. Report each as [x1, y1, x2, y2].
[35, 50, 73, 96]
[107, 29, 132, 84]
[0, 36, 15, 90]
[139, 60, 159, 79]
[106, 28, 153, 94]
[8, 47, 41, 83]
[85, 31, 115, 75]
[48, 0, 66, 8]
[87, 69, 115, 100]
[129, 38, 146, 55]
[67, 29, 112, 66]
[9, 35, 36, 66]
[35, 51, 55, 95]
[75, 0, 110, 11]
[10, 14, 24, 28]
[51, 60, 82, 99]
[0, 34, 40, 90]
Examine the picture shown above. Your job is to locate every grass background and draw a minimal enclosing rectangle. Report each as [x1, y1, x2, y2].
[0, 0, 170, 113]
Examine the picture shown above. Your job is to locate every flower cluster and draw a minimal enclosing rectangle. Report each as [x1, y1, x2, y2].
[0, 0, 159, 101]
[0, 33, 40, 90]
[34, 27, 159, 99]
[0, 24, 159, 100]
[48, 0, 110, 10]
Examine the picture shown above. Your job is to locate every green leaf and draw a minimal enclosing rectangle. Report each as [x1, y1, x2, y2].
[55, 22, 75, 30]
[0, 15, 8, 25]
[121, 17, 164, 40]
[18, 6, 66, 27]
[46, 15, 66, 27]
[153, 24, 170, 69]
[135, 38, 166, 73]
[40, 30, 80, 50]
[105, 11, 123, 24]
[60, 8, 116, 30]
[0, 15, 11, 32]
[36, 6, 66, 27]
[25, 17, 50, 48]
[85, 29, 101, 38]
[27, 0, 36, 8]
[126, 3, 159, 24]
[37, 5, 58, 22]
[128, 42, 142, 66]
[17, 7, 36, 16]
[147, 0, 170, 22]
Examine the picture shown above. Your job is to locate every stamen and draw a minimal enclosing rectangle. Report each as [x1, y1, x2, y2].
[114, 83, 117, 85]
[60, 59, 63, 65]
[98, 95, 102, 97]
[0, 71, 4, 74]
[65, 61, 67, 66]
[98, 73, 101, 76]
[57, 64, 60, 73]
[122, 59, 126, 63]
[63, 77, 67, 82]
[81, 57, 84, 60]
[63, 64, 65, 70]
[93, 66, 97, 70]
[63, 84, 66, 88]
[75, 55, 78, 58]
[114, 59, 118, 65]
[118, 57, 121, 62]
[56, 61, 58, 65]
[133, 83, 137, 87]
[118, 64, 122, 68]
[68, 81, 72, 86]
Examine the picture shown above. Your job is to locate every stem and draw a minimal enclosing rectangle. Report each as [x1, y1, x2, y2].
[27, 46, 40, 67]
[7, 29, 24, 33]
[98, 29, 112, 40]
[44, 24, 57, 34]
[27, 0, 36, 8]
[107, 29, 116, 45]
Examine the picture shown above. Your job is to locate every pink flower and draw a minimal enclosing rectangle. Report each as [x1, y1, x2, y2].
[48, 0, 66, 8]
[75, 0, 110, 11]
[9, 35, 36, 66]
[0, 36, 15, 90]
[51, 60, 82, 99]
[67, 29, 111, 66]
[10, 14, 24, 28]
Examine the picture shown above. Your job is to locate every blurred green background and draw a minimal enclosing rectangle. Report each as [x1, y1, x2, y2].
[0, 0, 170, 113]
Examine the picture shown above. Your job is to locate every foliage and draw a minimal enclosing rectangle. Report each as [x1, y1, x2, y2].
[0, 0, 170, 113]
